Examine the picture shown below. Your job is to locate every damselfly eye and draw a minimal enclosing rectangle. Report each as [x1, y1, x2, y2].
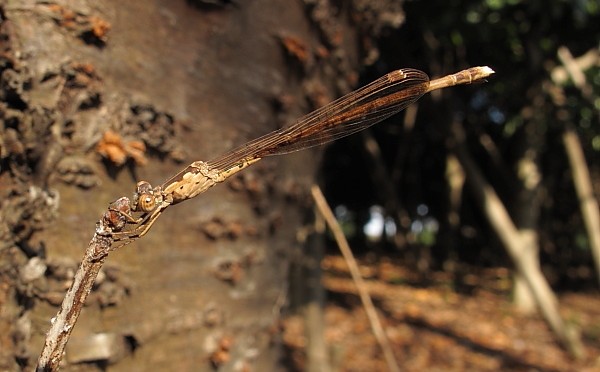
[136, 181, 153, 195]
[138, 193, 157, 212]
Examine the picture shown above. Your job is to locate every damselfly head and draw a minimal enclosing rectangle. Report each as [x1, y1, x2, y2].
[135, 181, 153, 196]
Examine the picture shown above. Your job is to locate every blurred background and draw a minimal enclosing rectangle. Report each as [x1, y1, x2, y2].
[323, 0, 598, 287]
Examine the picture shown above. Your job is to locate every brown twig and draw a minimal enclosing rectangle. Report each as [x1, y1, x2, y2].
[36, 198, 132, 371]
[311, 185, 401, 372]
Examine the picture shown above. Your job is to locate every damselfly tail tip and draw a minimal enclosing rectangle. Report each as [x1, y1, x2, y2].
[479, 66, 495, 77]
[466, 66, 495, 84]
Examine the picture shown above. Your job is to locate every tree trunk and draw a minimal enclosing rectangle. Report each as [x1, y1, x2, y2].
[512, 120, 543, 313]
[303, 212, 331, 372]
[0, 0, 364, 370]
[512, 230, 539, 312]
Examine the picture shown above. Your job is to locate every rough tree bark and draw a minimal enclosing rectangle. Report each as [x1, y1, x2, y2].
[0, 0, 381, 370]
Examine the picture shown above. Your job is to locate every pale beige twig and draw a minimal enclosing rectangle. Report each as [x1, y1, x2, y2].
[554, 46, 600, 288]
[556, 46, 596, 101]
[311, 185, 400, 372]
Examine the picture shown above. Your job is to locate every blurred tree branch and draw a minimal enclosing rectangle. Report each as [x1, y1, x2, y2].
[553, 46, 600, 287]
[452, 120, 585, 359]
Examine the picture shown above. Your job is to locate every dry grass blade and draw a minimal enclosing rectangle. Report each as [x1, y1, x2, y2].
[311, 185, 401, 372]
